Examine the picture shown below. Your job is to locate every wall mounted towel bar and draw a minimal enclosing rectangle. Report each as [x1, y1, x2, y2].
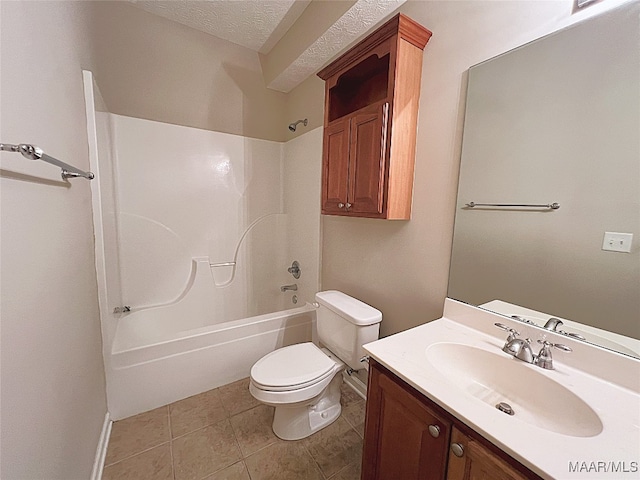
[465, 202, 560, 210]
[0, 143, 94, 180]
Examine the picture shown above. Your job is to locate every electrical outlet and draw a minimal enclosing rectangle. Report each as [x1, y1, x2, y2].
[602, 232, 633, 253]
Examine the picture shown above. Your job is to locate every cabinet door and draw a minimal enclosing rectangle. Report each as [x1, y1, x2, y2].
[348, 102, 389, 215]
[446, 427, 529, 480]
[322, 118, 351, 214]
[363, 363, 451, 480]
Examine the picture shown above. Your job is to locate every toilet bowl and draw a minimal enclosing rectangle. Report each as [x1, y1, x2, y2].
[250, 343, 344, 440]
[249, 291, 382, 440]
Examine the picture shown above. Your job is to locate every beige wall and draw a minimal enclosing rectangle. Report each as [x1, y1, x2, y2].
[88, 1, 288, 142]
[314, 0, 627, 337]
[284, 74, 325, 140]
[0, 2, 107, 479]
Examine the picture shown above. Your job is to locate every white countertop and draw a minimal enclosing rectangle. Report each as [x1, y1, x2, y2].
[363, 299, 640, 480]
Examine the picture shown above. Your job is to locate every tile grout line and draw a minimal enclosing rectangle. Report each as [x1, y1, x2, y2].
[111, 379, 371, 479]
[168, 385, 259, 444]
[170, 414, 230, 442]
[241, 437, 280, 462]
[193, 414, 246, 480]
[327, 462, 346, 480]
[299, 436, 329, 480]
[223, 414, 246, 475]
[231, 405, 280, 460]
[195, 459, 247, 480]
[343, 413, 364, 439]
[108, 382, 255, 480]
[103, 402, 178, 471]
[167, 405, 177, 480]
[242, 460, 254, 480]
[341, 400, 366, 438]
[102, 440, 172, 469]
[229, 410, 248, 461]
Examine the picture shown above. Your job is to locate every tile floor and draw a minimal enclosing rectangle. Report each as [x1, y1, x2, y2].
[103, 378, 365, 480]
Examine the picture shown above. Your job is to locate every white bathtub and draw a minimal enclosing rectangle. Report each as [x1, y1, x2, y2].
[106, 304, 315, 420]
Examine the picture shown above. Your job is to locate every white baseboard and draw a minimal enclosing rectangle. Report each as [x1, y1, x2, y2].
[90, 413, 112, 480]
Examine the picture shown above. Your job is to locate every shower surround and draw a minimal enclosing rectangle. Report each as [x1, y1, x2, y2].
[84, 72, 321, 419]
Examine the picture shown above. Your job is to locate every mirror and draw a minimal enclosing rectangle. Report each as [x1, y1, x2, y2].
[449, 2, 640, 357]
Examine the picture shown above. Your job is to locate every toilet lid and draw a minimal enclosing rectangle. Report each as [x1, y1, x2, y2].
[251, 342, 337, 390]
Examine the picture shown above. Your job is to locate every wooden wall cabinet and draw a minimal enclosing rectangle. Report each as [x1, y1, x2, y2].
[317, 14, 432, 219]
[362, 360, 542, 480]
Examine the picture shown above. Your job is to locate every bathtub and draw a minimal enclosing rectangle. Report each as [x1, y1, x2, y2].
[106, 303, 315, 420]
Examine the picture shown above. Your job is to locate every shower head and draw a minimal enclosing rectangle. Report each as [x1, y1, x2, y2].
[288, 118, 308, 132]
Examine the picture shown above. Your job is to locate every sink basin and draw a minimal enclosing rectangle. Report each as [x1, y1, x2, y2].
[425, 343, 603, 437]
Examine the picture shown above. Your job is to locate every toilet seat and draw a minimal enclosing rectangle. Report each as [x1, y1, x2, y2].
[250, 342, 337, 391]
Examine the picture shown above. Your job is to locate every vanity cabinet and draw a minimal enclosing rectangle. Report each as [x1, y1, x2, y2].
[362, 356, 451, 479]
[317, 14, 432, 219]
[447, 427, 528, 480]
[362, 360, 541, 480]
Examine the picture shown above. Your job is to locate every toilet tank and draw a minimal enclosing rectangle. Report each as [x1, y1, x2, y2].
[315, 291, 382, 370]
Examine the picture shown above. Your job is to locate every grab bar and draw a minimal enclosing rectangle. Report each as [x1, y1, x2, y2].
[465, 202, 559, 210]
[0, 143, 94, 180]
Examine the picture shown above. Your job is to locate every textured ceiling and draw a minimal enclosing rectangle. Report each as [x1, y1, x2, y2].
[268, 0, 405, 92]
[130, 0, 308, 53]
[130, 0, 406, 92]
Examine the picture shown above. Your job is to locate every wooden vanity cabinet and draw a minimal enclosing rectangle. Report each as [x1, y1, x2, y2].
[362, 357, 451, 479]
[362, 360, 542, 480]
[447, 427, 529, 480]
[317, 14, 432, 219]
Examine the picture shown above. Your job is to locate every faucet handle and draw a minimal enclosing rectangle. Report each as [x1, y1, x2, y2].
[560, 330, 586, 341]
[536, 340, 572, 369]
[511, 315, 535, 325]
[494, 323, 519, 341]
[537, 339, 572, 352]
[494, 323, 519, 335]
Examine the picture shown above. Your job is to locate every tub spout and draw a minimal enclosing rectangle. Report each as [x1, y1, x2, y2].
[280, 284, 298, 292]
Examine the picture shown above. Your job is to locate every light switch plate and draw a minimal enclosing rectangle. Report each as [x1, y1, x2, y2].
[602, 232, 633, 253]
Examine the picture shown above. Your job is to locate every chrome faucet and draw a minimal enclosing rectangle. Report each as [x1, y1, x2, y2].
[504, 337, 535, 363]
[535, 340, 573, 369]
[495, 323, 534, 363]
[280, 284, 298, 292]
[494, 323, 571, 369]
[543, 317, 563, 331]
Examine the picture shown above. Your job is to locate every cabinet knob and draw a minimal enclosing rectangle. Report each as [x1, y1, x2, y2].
[338, 203, 345, 208]
[428, 425, 440, 438]
[451, 443, 465, 457]
[345, 202, 352, 209]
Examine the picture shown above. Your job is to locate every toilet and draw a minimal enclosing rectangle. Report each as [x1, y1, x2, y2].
[249, 290, 382, 440]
